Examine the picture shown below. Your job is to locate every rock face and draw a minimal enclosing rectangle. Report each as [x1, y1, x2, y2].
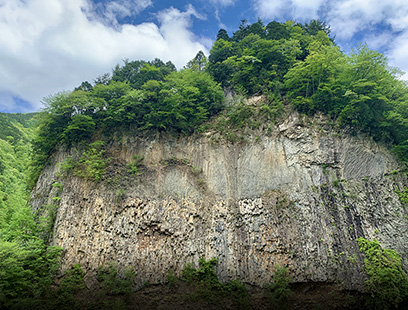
[31, 112, 408, 291]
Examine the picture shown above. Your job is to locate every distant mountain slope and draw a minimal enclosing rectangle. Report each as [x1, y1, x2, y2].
[0, 112, 37, 141]
[0, 112, 37, 232]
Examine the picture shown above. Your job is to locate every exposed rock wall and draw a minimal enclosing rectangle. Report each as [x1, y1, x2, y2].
[31, 112, 408, 290]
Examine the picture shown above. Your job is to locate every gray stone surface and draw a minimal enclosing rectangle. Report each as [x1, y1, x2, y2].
[31, 112, 408, 291]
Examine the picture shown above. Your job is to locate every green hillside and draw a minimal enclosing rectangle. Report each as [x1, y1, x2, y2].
[0, 112, 36, 228]
[0, 113, 62, 308]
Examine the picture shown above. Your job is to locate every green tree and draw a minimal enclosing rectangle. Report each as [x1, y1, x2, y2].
[112, 58, 176, 89]
[186, 50, 208, 71]
[284, 43, 345, 114]
[62, 114, 95, 144]
[265, 21, 290, 40]
[216, 28, 230, 41]
[207, 38, 236, 86]
[147, 69, 224, 132]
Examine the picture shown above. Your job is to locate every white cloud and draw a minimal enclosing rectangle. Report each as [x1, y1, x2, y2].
[91, 0, 153, 27]
[327, 0, 390, 40]
[209, 0, 235, 7]
[291, 0, 324, 19]
[0, 92, 31, 113]
[252, 0, 323, 21]
[388, 30, 408, 78]
[252, 0, 408, 37]
[324, 0, 408, 77]
[363, 32, 394, 51]
[253, 0, 286, 20]
[0, 0, 207, 111]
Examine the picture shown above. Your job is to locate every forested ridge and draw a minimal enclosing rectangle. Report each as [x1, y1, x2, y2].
[1, 19, 408, 309]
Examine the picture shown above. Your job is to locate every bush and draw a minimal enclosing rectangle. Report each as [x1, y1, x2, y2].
[395, 187, 408, 205]
[357, 237, 408, 309]
[97, 263, 135, 296]
[181, 258, 250, 308]
[0, 240, 62, 308]
[182, 258, 220, 289]
[73, 141, 107, 182]
[265, 266, 293, 310]
[126, 155, 144, 175]
[53, 264, 86, 308]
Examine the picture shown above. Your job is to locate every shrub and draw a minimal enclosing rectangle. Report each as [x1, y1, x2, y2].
[97, 263, 135, 295]
[181, 258, 250, 308]
[0, 240, 62, 307]
[266, 266, 293, 310]
[126, 155, 144, 175]
[73, 141, 107, 182]
[395, 188, 408, 205]
[59, 264, 85, 293]
[357, 237, 408, 309]
[182, 258, 220, 289]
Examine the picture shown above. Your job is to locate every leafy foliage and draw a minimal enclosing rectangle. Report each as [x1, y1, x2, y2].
[31, 19, 408, 181]
[52, 264, 86, 309]
[205, 20, 408, 162]
[181, 258, 250, 308]
[0, 18, 406, 309]
[265, 266, 293, 310]
[30, 60, 224, 182]
[112, 58, 176, 89]
[0, 113, 37, 142]
[357, 238, 408, 309]
[97, 262, 135, 296]
[182, 258, 220, 288]
[395, 187, 408, 205]
[284, 43, 408, 160]
[0, 114, 66, 308]
[73, 141, 107, 182]
[126, 155, 144, 175]
[207, 19, 320, 95]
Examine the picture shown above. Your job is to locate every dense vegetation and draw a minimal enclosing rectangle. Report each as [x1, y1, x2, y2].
[31, 19, 408, 188]
[0, 113, 62, 309]
[208, 19, 408, 160]
[1, 19, 408, 308]
[357, 238, 408, 309]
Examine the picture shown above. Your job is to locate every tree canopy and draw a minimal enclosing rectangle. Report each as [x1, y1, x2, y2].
[31, 19, 408, 183]
[2, 18, 408, 308]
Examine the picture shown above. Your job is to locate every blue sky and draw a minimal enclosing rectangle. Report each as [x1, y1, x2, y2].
[1, 0, 408, 113]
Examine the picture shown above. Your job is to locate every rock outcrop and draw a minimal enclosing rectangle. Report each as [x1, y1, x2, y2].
[31, 111, 408, 291]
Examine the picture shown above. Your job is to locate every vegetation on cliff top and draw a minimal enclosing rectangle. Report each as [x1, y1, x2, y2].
[1, 19, 408, 308]
[31, 19, 408, 187]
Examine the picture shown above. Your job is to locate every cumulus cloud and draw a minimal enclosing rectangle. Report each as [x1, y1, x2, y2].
[0, 0, 207, 112]
[388, 31, 408, 78]
[324, 0, 408, 76]
[252, 0, 286, 20]
[209, 0, 235, 7]
[253, 0, 323, 21]
[89, 0, 153, 27]
[326, 0, 403, 40]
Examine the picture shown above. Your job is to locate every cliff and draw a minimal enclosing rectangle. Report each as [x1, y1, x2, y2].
[31, 110, 408, 291]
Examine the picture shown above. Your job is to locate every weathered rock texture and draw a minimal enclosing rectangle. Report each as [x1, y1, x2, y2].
[31, 112, 408, 291]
